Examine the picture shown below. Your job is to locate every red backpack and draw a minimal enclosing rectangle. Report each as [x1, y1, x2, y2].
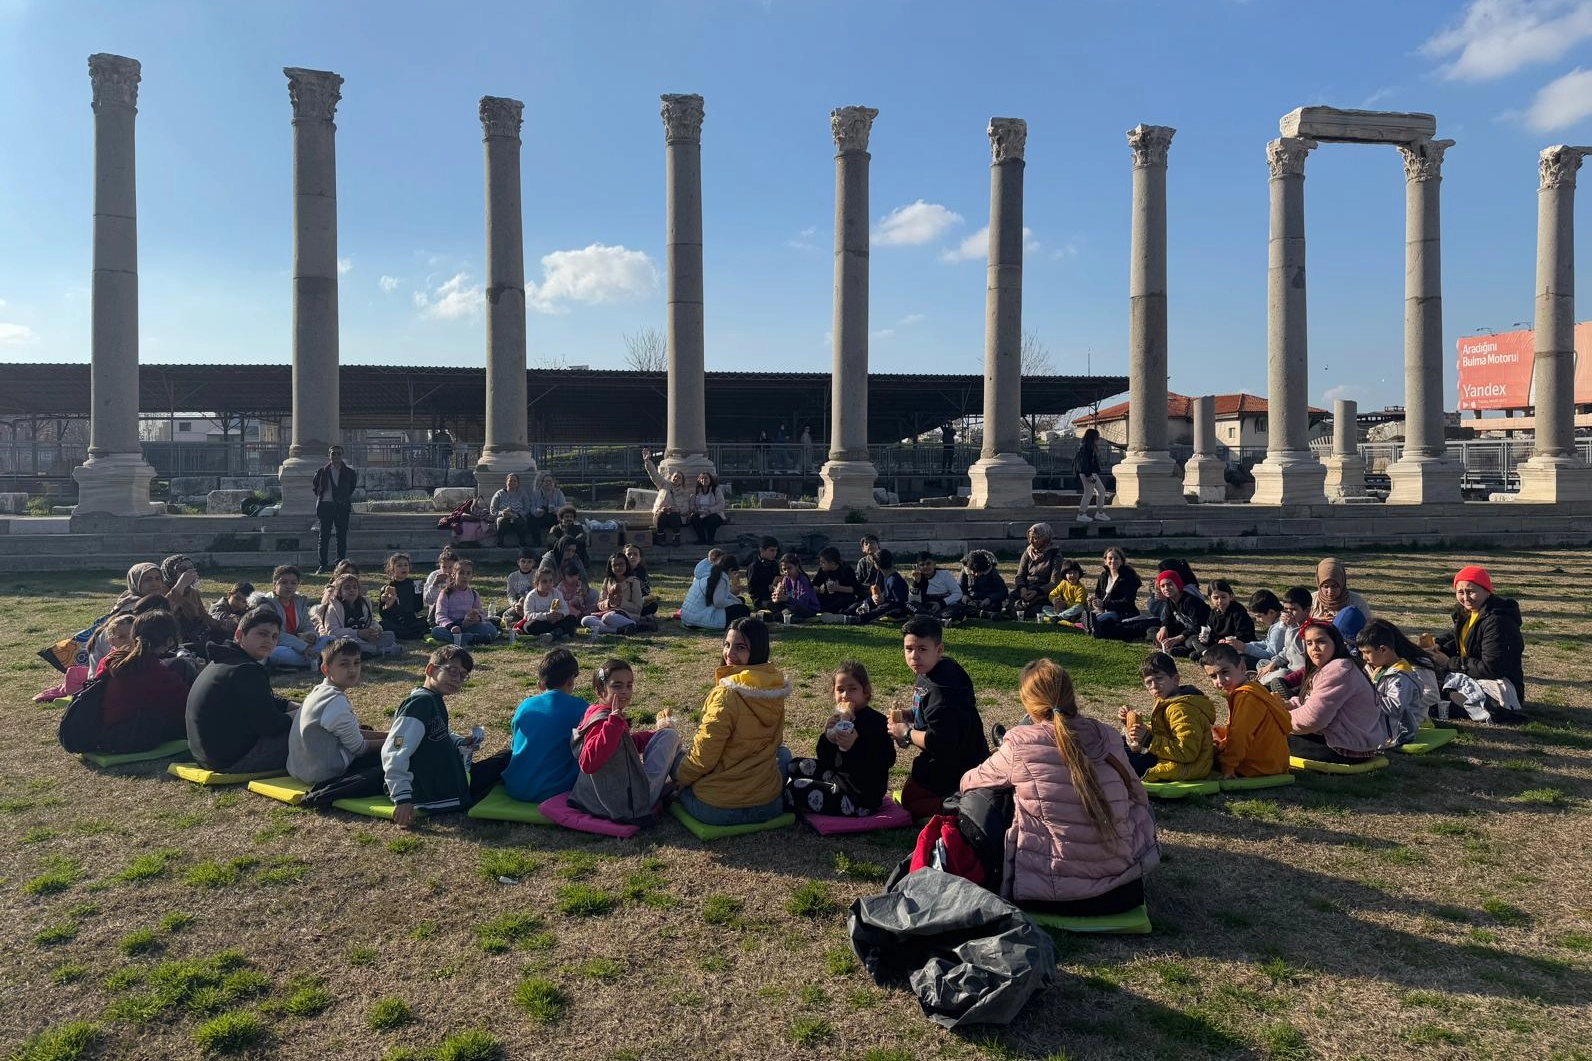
[909, 814, 987, 887]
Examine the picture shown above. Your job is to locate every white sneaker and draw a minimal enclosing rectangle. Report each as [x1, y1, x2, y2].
[1093, 511, 1111, 522]
[1075, 512, 1094, 523]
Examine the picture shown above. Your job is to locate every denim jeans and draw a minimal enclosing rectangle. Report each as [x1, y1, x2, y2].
[430, 622, 499, 646]
[269, 632, 329, 668]
[676, 746, 792, 826]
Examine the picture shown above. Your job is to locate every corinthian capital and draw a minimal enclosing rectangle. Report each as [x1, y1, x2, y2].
[1126, 124, 1175, 168]
[660, 94, 704, 144]
[1266, 136, 1317, 178]
[831, 106, 878, 154]
[988, 118, 1027, 164]
[284, 67, 343, 122]
[480, 96, 524, 140]
[1540, 145, 1587, 189]
[88, 53, 140, 111]
[1398, 138, 1455, 182]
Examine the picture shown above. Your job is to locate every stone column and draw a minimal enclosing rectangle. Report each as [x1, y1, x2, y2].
[1251, 137, 1326, 506]
[968, 118, 1035, 508]
[275, 68, 344, 517]
[474, 96, 535, 489]
[72, 53, 161, 517]
[818, 106, 879, 510]
[1182, 395, 1226, 502]
[1114, 124, 1185, 507]
[1387, 138, 1462, 504]
[659, 94, 714, 480]
[1323, 398, 1369, 500]
[1517, 145, 1591, 501]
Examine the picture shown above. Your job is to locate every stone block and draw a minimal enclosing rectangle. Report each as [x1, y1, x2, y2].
[1279, 106, 1436, 144]
[206, 489, 258, 514]
[219, 476, 271, 491]
[409, 467, 448, 491]
[0, 493, 29, 514]
[624, 488, 654, 511]
[358, 468, 408, 493]
[433, 487, 476, 511]
[167, 476, 215, 498]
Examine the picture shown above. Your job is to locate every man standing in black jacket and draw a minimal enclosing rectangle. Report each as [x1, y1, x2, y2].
[891, 615, 988, 820]
[185, 607, 299, 773]
[312, 444, 358, 574]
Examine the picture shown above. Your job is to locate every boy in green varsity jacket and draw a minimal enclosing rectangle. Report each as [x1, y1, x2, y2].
[381, 645, 510, 828]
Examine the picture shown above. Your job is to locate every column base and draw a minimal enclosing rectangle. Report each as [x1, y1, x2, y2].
[1322, 454, 1370, 502]
[275, 456, 323, 517]
[1113, 452, 1184, 506]
[1514, 455, 1592, 503]
[967, 453, 1035, 509]
[474, 449, 538, 495]
[659, 452, 716, 481]
[1386, 454, 1462, 505]
[1250, 451, 1326, 506]
[71, 452, 162, 517]
[1181, 455, 1226, 503]
[816, 459, 878, 511]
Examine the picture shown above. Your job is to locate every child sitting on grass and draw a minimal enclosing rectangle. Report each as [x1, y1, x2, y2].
[288, 638, 385, 788]
[314, 574, 401, 658]
[502, 648, 588, 804]
[959, 550, 1010, 620]
[1227, 589, 1285, 665]
[514, 566, 579, 642]
[892, 616, 988, 820]
[83, 611, 191, 754]
[502, 548, 541, 625]
[768, 552, 820, 624]
[1195, 579, 1256, 658]
[1119, 652, 1216, 781]
[1256, 586, 1312, 697]
[430, 559, 500, 645]
[1046, 561, 1089, 624]
[1288, 620, 1393, 764]
[580, 552, 644, 637]
[746, 537, 781, 613]
[422, 546, 460, 609]
[376, 553, 430, 641]
[908, 552, 964, 619]
[569, 658, 682, 825]
[383, 645, 509, 828]
[813, 546, 862, 619]
[847, 549, 910, 626]
[209, 582, 255, 628]
[786, 661, 896, 817]
[1356, 619, 1440, 745]
[556, 561, 592, 622]
[1200, 643, 1291, 778]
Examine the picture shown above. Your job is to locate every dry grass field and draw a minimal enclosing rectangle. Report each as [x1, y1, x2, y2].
[3, 547, 1590, 1061]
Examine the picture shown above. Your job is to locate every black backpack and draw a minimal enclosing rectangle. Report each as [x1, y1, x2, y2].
[57, 676, 112, 754]
[949, 787, 1015, 894]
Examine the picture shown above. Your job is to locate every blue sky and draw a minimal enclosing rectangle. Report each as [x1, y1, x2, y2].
[2, 0, 1590, 414]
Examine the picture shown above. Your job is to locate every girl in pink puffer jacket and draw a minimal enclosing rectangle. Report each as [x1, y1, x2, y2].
[960, 658, 1160, 912]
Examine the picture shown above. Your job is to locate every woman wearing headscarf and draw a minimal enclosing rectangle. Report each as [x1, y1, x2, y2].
[1310, 557, 1373, 624]
[160, 554, 231, 651]
[1010, 523, 1062, 620]
[1429, 565, 1525, 713]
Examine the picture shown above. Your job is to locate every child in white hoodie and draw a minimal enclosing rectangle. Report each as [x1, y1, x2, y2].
[907, 552, 963, 619]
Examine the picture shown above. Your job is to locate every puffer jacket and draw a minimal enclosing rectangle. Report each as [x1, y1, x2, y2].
[1142, 686, 1217, 782]
[247, 590, 314, 638]
[1290, 657, 1394, 756]
[682, 559, 739, 629]
[1219, 682, 1292, 777]
[676, 662, 789, 809]
[1438, 595, 1525, 703]
[643, 457, 691, 516]
[960, 717, 1159, 904]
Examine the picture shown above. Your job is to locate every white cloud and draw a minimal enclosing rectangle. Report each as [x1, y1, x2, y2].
[337, 257, 353, 276]
[899, 313, 926, 326]
[0, 322, 39, 345]
[1423, 0, 1592, 81]
[525, 243, 658, 315]
[938, 226, 1038, 263]
[1052, 241, 1081, 260]
[413, 273, 483, 320]
[786, 225, 819, 250]
[871, 328, 895, 341]
[378, 275, 402, 294]
[1526, 66, 1592, 129]
[1322, 383, 1371, 405]
[873, 200, 963, 246]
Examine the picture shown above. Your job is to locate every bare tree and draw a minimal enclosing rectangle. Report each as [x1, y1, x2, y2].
[622, 327, 668, 373]
[532, 351, 570, 370]
[1019, 327, 1059, 446]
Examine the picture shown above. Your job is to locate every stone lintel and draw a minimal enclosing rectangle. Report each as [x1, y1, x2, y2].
[1279, 106, 1436, 145]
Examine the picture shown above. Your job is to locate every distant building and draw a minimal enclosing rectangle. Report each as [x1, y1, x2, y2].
[1074, 392, 1330, 450]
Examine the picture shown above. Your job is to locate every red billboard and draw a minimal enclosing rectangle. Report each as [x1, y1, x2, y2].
[1456, 323, 1592, 411]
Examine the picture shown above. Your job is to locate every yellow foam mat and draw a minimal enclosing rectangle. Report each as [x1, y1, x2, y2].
[167, 762, 284, 786]
[1288, 755, 1390, 775]
[247, 776, 311, 804]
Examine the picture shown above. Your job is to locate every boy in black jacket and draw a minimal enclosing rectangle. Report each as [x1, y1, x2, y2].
[891, 616, 988, 820]
[185, 607, 298, 773]
[746, 537, 781, 612]
[847, 549, 910, 626]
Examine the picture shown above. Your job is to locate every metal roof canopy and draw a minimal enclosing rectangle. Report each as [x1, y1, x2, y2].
[0, 364, 1126, 444]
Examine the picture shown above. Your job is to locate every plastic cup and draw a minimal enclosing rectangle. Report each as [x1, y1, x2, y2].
[453, 631, 463, 646]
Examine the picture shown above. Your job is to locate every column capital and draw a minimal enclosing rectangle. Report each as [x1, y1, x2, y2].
[1540, 145, 1588, 189]
[831, 106, 878, 154]
[1398, 137, 1456, 183]
[1126, 123, 1175, 168]
[1266, 136, 1317, 178]
[88, 53, 140, 111]
[479, 96, 524, 140]
[660, 93, 704, 144]
[988, 117, 1027, 163]
[284, 67, 343, 122]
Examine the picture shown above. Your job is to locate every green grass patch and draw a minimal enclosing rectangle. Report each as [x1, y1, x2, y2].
[253, 857, 308, 886]
[103, 951, 266, 1023]
[478, 847, 540, 881]
[786, 1015, 833, 1046]
[555, 884, 618, 918]
[182, 858, 255, 889]
[787, 880, 838, 919]
[367, 996, 414, 1030]
[701, 894, 744, 927]
[514, 977, 571, 1025]
[23, 856, 81, 896]
[474, 912, 547, 953]
[576, 957, 626, 983]
[1225, 798, 1284, 822]
[346, 945, 379, 967]
[119, 928, 164, 958]
[386, 836, 422, 855]
[192, 1010, 267, 1054]
[51, 965, 88, 985]
[1260, 1021, 1310, 1061]
[1520, 722, 1592, 750]
[1427, 819, 1479, 837]
[33, 921, 77, 946]
[1481, 898, 1532, 926]
[10, 1020, 101, 1061]
[554, 850, 605, 880]
[1512, 788, 1568, 806]
[159, 911, 194, 933]
[1401, 1023, 1468, 1046]
[434, 1029, 505, 1061]
[1557, 931, 1592, 952]
[833, 851, 887, 882]
[824, 947, 859, 976]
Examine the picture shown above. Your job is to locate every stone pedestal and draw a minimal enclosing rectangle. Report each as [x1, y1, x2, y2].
[1516, 458, 1592, 501]
[73, 54, 161, 518]
[659, 94, 714, 481]
[1324, 398, 1369, 501]
[968, 118, 1034, 509]
[1251, 453, 1326, 507]
[1182, 395, 1226, 502]
[817, 106, 878, 511]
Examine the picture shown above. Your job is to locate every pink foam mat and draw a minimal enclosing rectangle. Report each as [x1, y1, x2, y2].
[537, 791, 646, 838]
[803, 795, 915, 835]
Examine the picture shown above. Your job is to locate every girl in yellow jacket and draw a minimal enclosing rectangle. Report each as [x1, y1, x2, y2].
[674, 617, 791, 826]
[1118, 652, 1216, 781]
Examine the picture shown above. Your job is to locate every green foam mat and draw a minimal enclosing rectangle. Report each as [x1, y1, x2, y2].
[1218, 773, 1296, 792]
[669, 802, 796, 840]
[1289, 754, 1390, 775]
[1027, 904, 1152, 935]
[331, 794, 428, 820]
[81, 739, 190, 768]
[465, 784, 552, 825]
[167, 762, 284, 786]
[247, 776, 311, 804]
[1142, 779, 1220, 799]
[1398, 727, 1460, 755]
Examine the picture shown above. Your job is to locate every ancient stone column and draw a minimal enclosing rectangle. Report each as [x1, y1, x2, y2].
[1183, 395, 1226, 502]
[1114, 124, 1184, 506]
[818, 106, 879, 511]
[1323, 398, 1368, 501]
[1251, 137, 1326, 506]
[1517, 145, 1591, 502]
[968, 118, 1035, 508]
[474, 96, 535, 490]
[72, 53, 160, 517]
[276, 68, 344, 517]
[1387, 138, 1462, 504]
[659, 94, 714, 480]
